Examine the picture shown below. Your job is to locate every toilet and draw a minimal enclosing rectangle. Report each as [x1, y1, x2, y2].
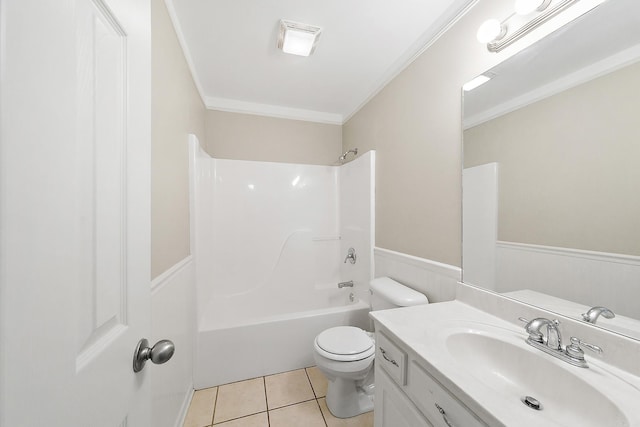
[313, 277, 429, 418]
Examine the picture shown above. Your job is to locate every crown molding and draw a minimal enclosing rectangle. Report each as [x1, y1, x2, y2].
[164, 0, 476, 126]
[205, 97, 344, 125]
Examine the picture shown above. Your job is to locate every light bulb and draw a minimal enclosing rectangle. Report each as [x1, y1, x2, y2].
[476, 19, 503, 44]
[514, 0, 545, 15]
[463, 75, 492, 91]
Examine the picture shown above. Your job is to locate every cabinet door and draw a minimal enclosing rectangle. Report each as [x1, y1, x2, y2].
[375, 366, 433, 427]
[407, 361, 487, 427]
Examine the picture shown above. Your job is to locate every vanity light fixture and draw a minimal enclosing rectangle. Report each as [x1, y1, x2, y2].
[478, 0, 580, 52]
[463, 74, 492, 91]
[476, 18, 506, 44]
[277, 20, 322, 57]
[514, 0, 552, 15]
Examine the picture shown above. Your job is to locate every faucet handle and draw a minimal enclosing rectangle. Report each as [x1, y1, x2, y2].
[344, 247, 357, 264]
[566, 336, 603, 361]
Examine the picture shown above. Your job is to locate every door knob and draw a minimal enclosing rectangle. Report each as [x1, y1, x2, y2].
[133, 338, 175, 373]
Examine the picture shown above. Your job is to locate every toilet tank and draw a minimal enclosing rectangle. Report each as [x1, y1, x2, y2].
[369, 277, 429, 311]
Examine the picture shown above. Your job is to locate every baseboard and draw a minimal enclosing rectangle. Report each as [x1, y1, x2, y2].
[174, 384, 194, 427]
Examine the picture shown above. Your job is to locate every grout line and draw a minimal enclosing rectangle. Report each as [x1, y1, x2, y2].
[263, 376, 270, 426]
[211, 376, 268, 425]
[268, 397, 318, 412]
[212, 366, 316, 390]
[304, 367, 318, 399]
[315, 398, 329, 427]
[264, 366, 310, 381]
[211, 368, 332, 426]
[213, 374, 269, 388]
[212, 411, 269, 425]
[212, 412, 269, 426]
[211, 386, 219, 426]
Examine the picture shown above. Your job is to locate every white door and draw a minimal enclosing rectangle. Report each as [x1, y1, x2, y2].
[0, 0, 152, 426]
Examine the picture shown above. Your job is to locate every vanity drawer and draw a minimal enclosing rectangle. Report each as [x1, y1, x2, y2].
[407, 361, 487, 427]
[376, 332, 407, 386]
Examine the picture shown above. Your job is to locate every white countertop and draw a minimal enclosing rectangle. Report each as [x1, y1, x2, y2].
[370, 300, 640, 427]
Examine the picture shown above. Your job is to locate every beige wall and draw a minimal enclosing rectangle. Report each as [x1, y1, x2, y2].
[464, 61, 640, 256]
[151, 0, 543, 274]
[343, 1, 515, 267]
[205, 110, 342, 165]
[151, 0, 206, 278]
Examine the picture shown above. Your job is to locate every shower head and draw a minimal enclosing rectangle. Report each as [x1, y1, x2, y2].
[339, 148, 358, 162]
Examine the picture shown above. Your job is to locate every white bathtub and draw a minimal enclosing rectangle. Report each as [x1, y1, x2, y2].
[188, 137, 375, 389]
[194, 287, 371, 389]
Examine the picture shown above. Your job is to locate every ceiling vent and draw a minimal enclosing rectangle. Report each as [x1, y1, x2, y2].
[277, 20, 322, 57]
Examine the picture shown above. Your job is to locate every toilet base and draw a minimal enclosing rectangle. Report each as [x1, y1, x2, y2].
[325, 371, 375, 418]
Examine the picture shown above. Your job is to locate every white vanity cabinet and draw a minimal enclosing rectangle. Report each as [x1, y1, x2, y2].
[376, 367, 432, 427]
[374, 329, 488, 427]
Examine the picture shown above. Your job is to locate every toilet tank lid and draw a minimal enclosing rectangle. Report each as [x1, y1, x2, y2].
[370, 277, 429, 306]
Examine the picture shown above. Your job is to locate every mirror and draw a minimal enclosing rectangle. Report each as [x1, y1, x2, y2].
[462, 0, 640, 340]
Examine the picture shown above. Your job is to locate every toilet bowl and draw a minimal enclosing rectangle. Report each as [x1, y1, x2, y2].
[313, 326, 375, 418]
[312, 277, 429, 419]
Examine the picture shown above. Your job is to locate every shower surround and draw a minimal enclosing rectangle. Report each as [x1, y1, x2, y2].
[188, 136, 375, 388]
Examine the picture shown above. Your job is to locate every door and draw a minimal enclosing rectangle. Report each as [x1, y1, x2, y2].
[0, 0, 152, 426]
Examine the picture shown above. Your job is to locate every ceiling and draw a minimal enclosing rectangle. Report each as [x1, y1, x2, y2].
[166, 0, 475, 124]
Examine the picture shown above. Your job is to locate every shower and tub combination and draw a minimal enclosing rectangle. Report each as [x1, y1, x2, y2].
[188, 135, 375, 388]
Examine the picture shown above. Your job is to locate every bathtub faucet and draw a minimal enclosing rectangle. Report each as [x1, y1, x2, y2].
[338, 280, 354, 288]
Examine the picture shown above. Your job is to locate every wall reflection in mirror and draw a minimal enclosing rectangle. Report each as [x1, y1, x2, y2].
[462, 0, 640, 340]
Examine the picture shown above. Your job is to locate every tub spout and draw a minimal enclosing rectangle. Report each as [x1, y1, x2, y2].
[338, 280, 354, 288]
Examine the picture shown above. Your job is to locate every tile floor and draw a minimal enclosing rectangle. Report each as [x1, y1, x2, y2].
[183, 366, 373, 427]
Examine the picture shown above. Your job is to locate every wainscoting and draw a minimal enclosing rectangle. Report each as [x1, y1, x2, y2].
[495, 241, 640, 320]
[373, 247, 461, 304]
[151, 256, 196, 427]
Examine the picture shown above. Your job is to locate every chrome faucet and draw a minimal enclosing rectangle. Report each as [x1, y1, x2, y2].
[519, 317, 603, 368]
[582, 306, 615, 324]
[338, 280, 354, 288]
[522, 317, 563, 351]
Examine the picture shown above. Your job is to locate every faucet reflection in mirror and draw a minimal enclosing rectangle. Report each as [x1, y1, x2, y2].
[582, 306, 615, 324]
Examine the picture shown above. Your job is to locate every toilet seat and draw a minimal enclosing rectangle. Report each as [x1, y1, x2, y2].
[314, 326, 374, 362]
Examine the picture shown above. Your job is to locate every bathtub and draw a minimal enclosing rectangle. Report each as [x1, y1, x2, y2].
[193, 287, 371, 389]
[188, 136, 375, 389]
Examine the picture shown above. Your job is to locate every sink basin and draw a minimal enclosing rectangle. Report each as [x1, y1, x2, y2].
[445, 328, 629, 427]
